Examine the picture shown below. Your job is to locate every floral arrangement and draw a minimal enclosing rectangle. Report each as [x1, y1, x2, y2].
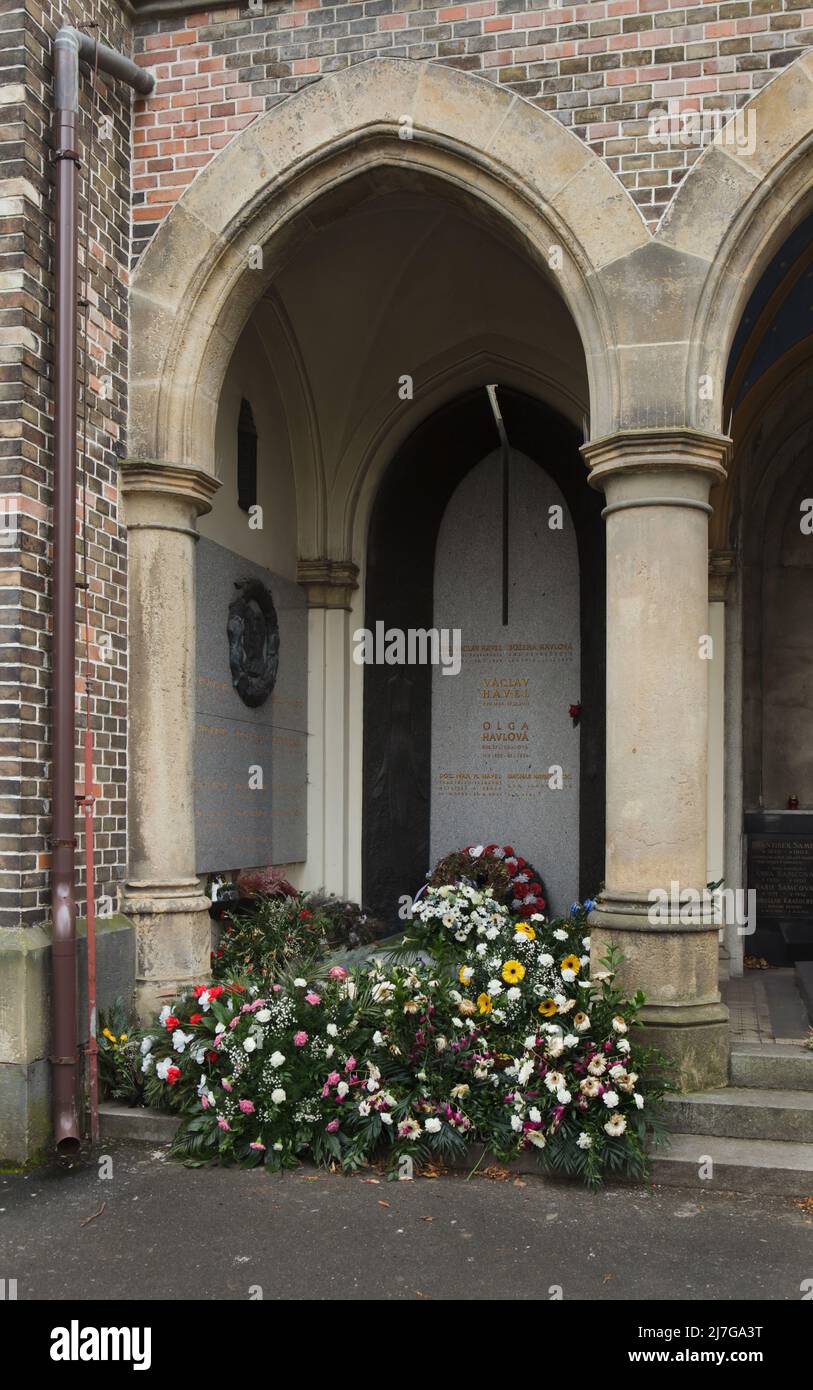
[135, 866, 669, 1186]
[212, 890, 383, 981]
[98, 997, 146, 1106]
[429, 843, 547, 918]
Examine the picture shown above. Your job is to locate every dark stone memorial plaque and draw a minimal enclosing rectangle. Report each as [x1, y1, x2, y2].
[194, 539, 307, 873]
[746, 811, 813, 961]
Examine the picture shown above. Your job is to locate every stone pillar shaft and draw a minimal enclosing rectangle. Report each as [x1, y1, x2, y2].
[119, 462, 220, 1018]
[584, 430, 731, 1090]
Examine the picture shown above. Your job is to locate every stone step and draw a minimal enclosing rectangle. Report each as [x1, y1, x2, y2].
[648, 1133, 813, 1197]
[730, 1043, 813, 1091]
[99, 1101, 180, 1143]
[664, 1086, 813, 1143]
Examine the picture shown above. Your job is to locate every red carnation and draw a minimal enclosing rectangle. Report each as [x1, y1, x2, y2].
[503, 845, 515, 857]
[164, 1015, 180, 1032]
[166, 1066, 181, 1085]
[189, 1013, 203, 1025]
[208, 985, 224, 1000]
[206, 1050, 218, 1063]
[529, 882, 543, 896]
[299, 909, 312, 921]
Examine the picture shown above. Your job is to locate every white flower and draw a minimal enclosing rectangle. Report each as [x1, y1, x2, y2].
[293, 978, 307, 988]
[158, 1006, 172, 1026]
[561, 968, 576, 984]
[141, 1054, 155, 1074]
[609, 1064, 627, 1080]
[576, 1132, 592, 1149]
[634, 1092, 644, 1109]
[526, 1130, 546, 1149]
[358, 1100, 371, 1117]
[602, 1090, 619, 1108]
[524, 1034, 538, 1049]
[506, 987, 521, 1002]
[435, 1035, 448, 1053]
[273, 1141, 283, 1151]
[556, 1088, 572, 1105]
[486, 979, 502, 995]
[544, 1070, 566, 1093]
[380, 1111, 393, 1125]
[155, 1057, 174, 1081]
[604, 1113, 627, 1136]
[424, 1116, 442, 1133]
[563, 1034, 579, 1049]
[547, 1037, 565, 1059]
[271, 1087, 286, 1104]
[469, 844, 484, 859]
[617, 1038, 631, 1054]
[269, 1051, 285, 1068]
[326, 1023, 338, 1037]
[553, 929, 568, 941]
[612, 1015, 629, 1034]
[372, 1030, 385, 1045]
[255, 1008, 271, 1023]
[140, 1036, 155, 1056]
[243, 1036, 257, 1053]
[325, 1044, 334, 1059]
[193, 1048, 206, 1064]
[172, 1029, 195, 1053]
[336, 1081, 349, 1098]
[582, 936, 591, 950]
[485, 926, 499, 941]
[510, 1114, 523, 1132]
[528, 1106, 541, 1123]
[459, 965, 474, 984]
[539, 953, 554, 967]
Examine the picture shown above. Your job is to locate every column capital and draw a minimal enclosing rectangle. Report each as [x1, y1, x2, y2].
[297, 558, 359, 610]
[582, 427, 731, 494]
[709, 547, 737, 601]
[120, 459, 221, 523]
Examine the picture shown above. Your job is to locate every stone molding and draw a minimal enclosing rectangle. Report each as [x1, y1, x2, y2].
[297, 558, 360, 610]
[119, 459, 221, 522]
[708, 548, 737, 602]
[582, 427, 731, 494]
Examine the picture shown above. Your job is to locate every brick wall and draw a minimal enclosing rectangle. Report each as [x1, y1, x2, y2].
[131, 0, 813, 253]
[0, 0, 133, 927]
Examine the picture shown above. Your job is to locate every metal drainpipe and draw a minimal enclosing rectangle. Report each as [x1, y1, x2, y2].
[51, 28, 153, 1155]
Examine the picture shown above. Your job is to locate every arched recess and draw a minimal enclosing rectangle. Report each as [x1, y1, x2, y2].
[129, 55, 650, 512]
[658, 48, 813, 438]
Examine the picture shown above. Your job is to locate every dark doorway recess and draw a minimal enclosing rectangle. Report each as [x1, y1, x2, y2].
[362, 387, 606, 926]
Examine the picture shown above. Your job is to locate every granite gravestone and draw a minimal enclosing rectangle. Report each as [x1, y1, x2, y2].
[431, 449, 580, 915]
[194, 538, 307, 873]
[746, 810, 813, 960]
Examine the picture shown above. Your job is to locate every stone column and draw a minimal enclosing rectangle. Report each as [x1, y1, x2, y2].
[297, 560, 359, 898]
[583, 430, 731, 1091]
[119, 462, 220, 1020]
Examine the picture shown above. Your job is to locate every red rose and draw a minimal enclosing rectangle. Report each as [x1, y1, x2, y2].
[503, 845, 515, 857]
[515, 857, 526, 869]
[206, 1050, 218, 1063]
[189, 1013, 203, 1025]
[299, 909, 312, 921]
[165, 1015, 180, 1032]
[529, 882, 542, 896]
[166, 1066, 181, 1085]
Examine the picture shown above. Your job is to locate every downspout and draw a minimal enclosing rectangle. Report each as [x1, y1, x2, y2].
[51, 28, 153, 1155]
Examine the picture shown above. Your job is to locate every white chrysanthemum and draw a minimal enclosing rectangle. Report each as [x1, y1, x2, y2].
[271, 1087, 286, 1103]
[553, 929, 568, 941]
[576, 1132, 592, 1149]
[556, 1088, 571, 1105]
[255, 1008, 271, 1023]
[604, 1113, 627, 1136]
[326, 1023, 338, 1037]
[528, 1106, 541, 1123]
[602, 1089, 619, 1108]
[612, 1015, 629, 1034]
[510, 1114, 523, 1132]
[425, 1116, 442, 1133]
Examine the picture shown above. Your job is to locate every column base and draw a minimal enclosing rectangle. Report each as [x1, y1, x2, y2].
[122, 879, 212, 1022]
[589, 895, 730, 1092]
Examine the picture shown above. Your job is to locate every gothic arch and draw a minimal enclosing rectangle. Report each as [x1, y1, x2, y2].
[129, 56, 650, 495]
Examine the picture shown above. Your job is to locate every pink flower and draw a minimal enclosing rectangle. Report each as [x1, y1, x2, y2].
[294, 1031, 308, 1048]
[328, 966, 348, 979]
[221, 1079, 232, 1093]
[272, 984, 282, 993]
[305, 992, 321, 1006]
[345, 1056, 357, 1072]
[326, 1071, 340, 1086]
[239, 1099, 255, 1115]
[229, 1015, 240, 1029]
[218, 1118, 230, 1131]
[326, 1119, 340, 1133]
[249, 1141, 266, 1151]
[201, 1096, 209, 1110]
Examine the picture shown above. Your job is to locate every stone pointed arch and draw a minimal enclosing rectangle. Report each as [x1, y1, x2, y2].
[129, 56, 650, 491]
[657, 49, 813, 435]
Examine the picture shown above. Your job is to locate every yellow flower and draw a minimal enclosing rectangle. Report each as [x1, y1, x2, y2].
[515, 922, 536, 940]
[561, 955, 581, 975]
[477, 992, 493, 1015]
[119, 1033, 128, 1042]
[102, 1028, 116, 1043]
[538, 998, 557, 1017]
[501, 960, 526, 984]
[458, 965, 474, 985]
